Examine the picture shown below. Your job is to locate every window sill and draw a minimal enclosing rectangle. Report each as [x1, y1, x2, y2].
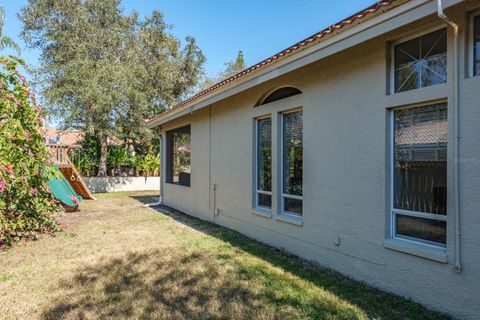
[384, 238, 448, 263]
[252, 208, 272, 219]
[276, 213, 303, 226]
[165, 182, 190, 188]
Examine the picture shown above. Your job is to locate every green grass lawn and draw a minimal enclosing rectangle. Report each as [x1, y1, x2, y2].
[0, 192, 451, 320]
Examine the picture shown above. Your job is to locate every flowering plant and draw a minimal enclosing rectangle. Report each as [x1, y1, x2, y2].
[69, 196, 79, 205]
[0, 56, 60, 248]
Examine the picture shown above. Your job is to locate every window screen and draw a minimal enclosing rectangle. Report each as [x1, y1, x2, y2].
[474, 16, 480, 76]
[282, 110, 303, 216]
[393, 104, 447, 246]
[166, 125, 191, 187]
[394, 29, 447, 93]
[256, 117, 272, 209]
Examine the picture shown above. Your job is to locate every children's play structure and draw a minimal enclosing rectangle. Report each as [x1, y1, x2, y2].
[46, 144, 95, 210]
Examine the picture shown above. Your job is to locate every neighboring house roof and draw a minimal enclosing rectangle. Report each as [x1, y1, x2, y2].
[43, 128, 84, 146]
[146, 0, 407, 127]
[43, 128, 123, 146]
[396, 119, 448, 145]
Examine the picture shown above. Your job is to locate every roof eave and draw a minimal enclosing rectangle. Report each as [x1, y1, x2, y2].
[147, 0, 463, 129]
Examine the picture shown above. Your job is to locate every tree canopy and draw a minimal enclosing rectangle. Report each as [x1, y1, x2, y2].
[199, 50, 245, 91]
[20, 0, 205, 175]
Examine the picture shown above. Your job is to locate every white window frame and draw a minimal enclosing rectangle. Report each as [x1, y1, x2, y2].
[280, 108, 303, 217]
[254, 115, 272, 211]
[389, 103, 447, 248]
[390, 25, 447, 95]
[469, 10, 480, 78]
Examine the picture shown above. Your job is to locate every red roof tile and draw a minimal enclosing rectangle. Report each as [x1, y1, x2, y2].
[396, 120, 448, 145]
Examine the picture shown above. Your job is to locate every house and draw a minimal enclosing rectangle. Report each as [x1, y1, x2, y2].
[43, 127, 84, 146]
[42, 126, 123, 147]
[146, 1, 480, 318]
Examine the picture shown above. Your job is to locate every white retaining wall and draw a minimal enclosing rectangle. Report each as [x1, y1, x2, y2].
[83, 176, 160, 193]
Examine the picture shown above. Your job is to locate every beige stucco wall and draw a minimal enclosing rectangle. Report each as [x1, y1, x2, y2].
[159, 3, 480, 319]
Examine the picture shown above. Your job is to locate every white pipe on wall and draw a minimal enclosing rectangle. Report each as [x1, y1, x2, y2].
[436, 0, 461, 273]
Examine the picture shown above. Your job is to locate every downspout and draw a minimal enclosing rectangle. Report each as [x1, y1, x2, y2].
[436, 0, 461, 273]
[145, 127, 163, 207]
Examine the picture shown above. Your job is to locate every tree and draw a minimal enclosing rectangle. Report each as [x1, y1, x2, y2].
[0, 5, 20, 53]
[116, 11, 205, 151]
[0, 56, 59, 248]
[199, 50, 245, 90]
[20, 1, 205, 176]
[221, 50, 245, 79]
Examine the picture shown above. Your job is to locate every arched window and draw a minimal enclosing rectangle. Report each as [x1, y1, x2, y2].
[255, 86, 302, 107]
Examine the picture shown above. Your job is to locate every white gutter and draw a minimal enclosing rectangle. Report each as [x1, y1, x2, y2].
[145, 130, 163, 207]
[436, 0, 461, 273]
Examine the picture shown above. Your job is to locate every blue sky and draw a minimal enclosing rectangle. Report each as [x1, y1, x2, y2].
[2, 0, 374, 77]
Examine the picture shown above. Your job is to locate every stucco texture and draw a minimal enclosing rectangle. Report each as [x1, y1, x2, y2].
[158, 3, 480, 319]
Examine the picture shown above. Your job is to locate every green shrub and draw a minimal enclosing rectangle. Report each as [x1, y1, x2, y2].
[0, 56, 60, 249]
[132, 154, 159, 176]
[106, 146, 131, 174]
[69, 132, 99, 177]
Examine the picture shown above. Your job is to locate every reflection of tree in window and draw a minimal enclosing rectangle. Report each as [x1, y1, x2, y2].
[283, 112, 303, 196]
[173, 132, 191, 184]
[394, 29, 447, 93]
[257, 118, 272, 208]
[393, 104, 447, 245]
[475, 16, 480, 76]
[166, 125, 191, 186]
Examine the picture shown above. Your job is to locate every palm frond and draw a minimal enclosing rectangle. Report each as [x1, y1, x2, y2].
[0, 36, 21, 54]
[0, 5, 21, 54]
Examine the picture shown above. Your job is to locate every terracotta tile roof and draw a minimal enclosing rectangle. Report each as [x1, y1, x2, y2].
[396, 120, 448, 145]
[43, 128, 123, 146]
[43, 128, 84, 146]
[146, 0, 405, 126]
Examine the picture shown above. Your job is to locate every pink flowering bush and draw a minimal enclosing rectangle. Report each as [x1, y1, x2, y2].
[0, 56, 60, 248]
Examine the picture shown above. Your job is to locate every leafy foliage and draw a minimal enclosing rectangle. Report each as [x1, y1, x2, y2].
[69, 133, 159, 177]
[20, 0, 205, 176]
[132, 154, 160, 177]
[0, 56, 59, 249]
[199, 50, 245, 90]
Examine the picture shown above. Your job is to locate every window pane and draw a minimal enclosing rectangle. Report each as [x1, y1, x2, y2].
[283, 111, 303, 197]
[475, 16, 480, 76]
[259, 87, 302, 106]
[396, 214, 446, 245]
[394, 104, 447, 215]
[395, 38, 420, 92]
[257, 118, 272, 192]
[395, 29, 447, 92]
[173, 132, 191, 186]
[284, 197, 303, 215]
[167, 125, 191, 186]
[258, 193, 272, 208]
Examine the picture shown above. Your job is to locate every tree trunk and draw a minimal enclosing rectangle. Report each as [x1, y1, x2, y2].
[97, 137, 108, 177]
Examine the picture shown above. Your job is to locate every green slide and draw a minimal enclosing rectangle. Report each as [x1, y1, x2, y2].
[47, 165, 83, 208]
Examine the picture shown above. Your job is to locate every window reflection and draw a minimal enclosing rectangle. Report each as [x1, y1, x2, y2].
[394, 29, 447, 92]
[393, 104, 447, 246]
[282, 110, 303, 215]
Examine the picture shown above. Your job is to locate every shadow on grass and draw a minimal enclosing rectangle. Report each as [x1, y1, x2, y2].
[42, 249, 271, 319]
[41, 195, 450, 320]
